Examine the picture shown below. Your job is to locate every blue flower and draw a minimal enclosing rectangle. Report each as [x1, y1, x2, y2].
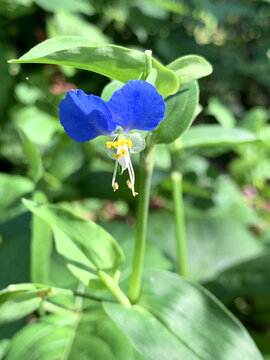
[59, 80, 165, 195]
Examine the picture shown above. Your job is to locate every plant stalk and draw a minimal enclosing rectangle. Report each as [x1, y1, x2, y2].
[98, 270, 131, 308]
[128, 138, 155, 304]
[171, 170, 187, 277]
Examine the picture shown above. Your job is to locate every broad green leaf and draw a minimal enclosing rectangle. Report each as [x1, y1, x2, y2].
[30, 192, 52, 284]
[147, 210, 262, 282]
[207, 97, 236, 127]
[17, 128, 43, 183]
[6, 312, 145, 360]
[0, 284, 51, 324]
[23, 199, 124, 286]
[6, 314, 73, 360]
[9, 36, 179, 98]
[154, 81, 199, 144]
[167, 55, 212, 85]
[100, 221, 172, 283]
[207, 253, 270, 302]
[104, 271, 263, 360]
[180, 125, 257, 149]
[0, 173, 34, 211]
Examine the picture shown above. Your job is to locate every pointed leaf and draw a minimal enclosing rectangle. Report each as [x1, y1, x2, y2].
[180, 125, 257, 149]
[6, 313, 144, 360]
[0, 284, 51, 324]
[0, 173, 34, 211]
[9, 37, 179, 98]
[207, 253, 270, 302]
[23, 199, 124, 286]
[30, 192, 52, 284]
[104, 271, 262, 360]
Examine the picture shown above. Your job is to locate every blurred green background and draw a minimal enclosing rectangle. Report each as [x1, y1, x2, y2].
[0, 0, 270, 357]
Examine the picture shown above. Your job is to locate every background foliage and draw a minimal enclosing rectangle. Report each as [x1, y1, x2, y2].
[0, 0, 270, 358]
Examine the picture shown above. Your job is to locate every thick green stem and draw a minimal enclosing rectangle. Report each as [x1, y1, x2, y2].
[128, 139, 155, 304]
[98, 271, 131, 308]
[171, 170, 187, 277]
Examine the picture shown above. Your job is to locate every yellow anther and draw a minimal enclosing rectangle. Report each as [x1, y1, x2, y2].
[118, 139, 132, 148]
[113, 182, 119, 192]
[126, 180, 138, 197]
[125, 139, 132, 148]
[106, 138, 132, 149]
[114, 148, 128, 159]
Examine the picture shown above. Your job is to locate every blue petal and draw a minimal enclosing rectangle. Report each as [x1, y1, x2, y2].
[59, 89, 116, 142]
[107, 80, 165, 132]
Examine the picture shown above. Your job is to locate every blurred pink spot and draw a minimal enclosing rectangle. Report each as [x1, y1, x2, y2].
[243, 185, 257, 198]
[51, 82, 77, 95]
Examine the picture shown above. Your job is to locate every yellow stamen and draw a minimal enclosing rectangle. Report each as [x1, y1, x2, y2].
[114, 148, 128, 159]
[106, 139, 132, 149]
[126, 180, 138, 197]
[125, 139, 132, 148]
[113, 148, 127, 159]
[113, 182, 119, 192]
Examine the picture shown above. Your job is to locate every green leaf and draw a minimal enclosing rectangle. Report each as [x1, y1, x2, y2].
[6, 314, 73, 360]
[30, 192, 52, 284]
[23, 199, 124, 286]
[0, 173, 34, 211]
[0, 284, 51, 324]
[147, 210, 262, 282]
[9, 36, 179, 98]
[167, 55, 212, 85]
[154, 81, 199, 144]
[100, 221, 172, 283]
[6, 312, 145, 360]
[180, 125, 257, 149]
[207, 253, 270, 302]
[17, 128, 43, 183]
[104, 271, 263, 360]
[207, 97, 236, 127]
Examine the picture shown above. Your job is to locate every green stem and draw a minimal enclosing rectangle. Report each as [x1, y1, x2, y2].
[98, 271, 131, 308]
[128, 138, 155, 304]
[171, 170, 187, 277]
[73, 291, 117, 304]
